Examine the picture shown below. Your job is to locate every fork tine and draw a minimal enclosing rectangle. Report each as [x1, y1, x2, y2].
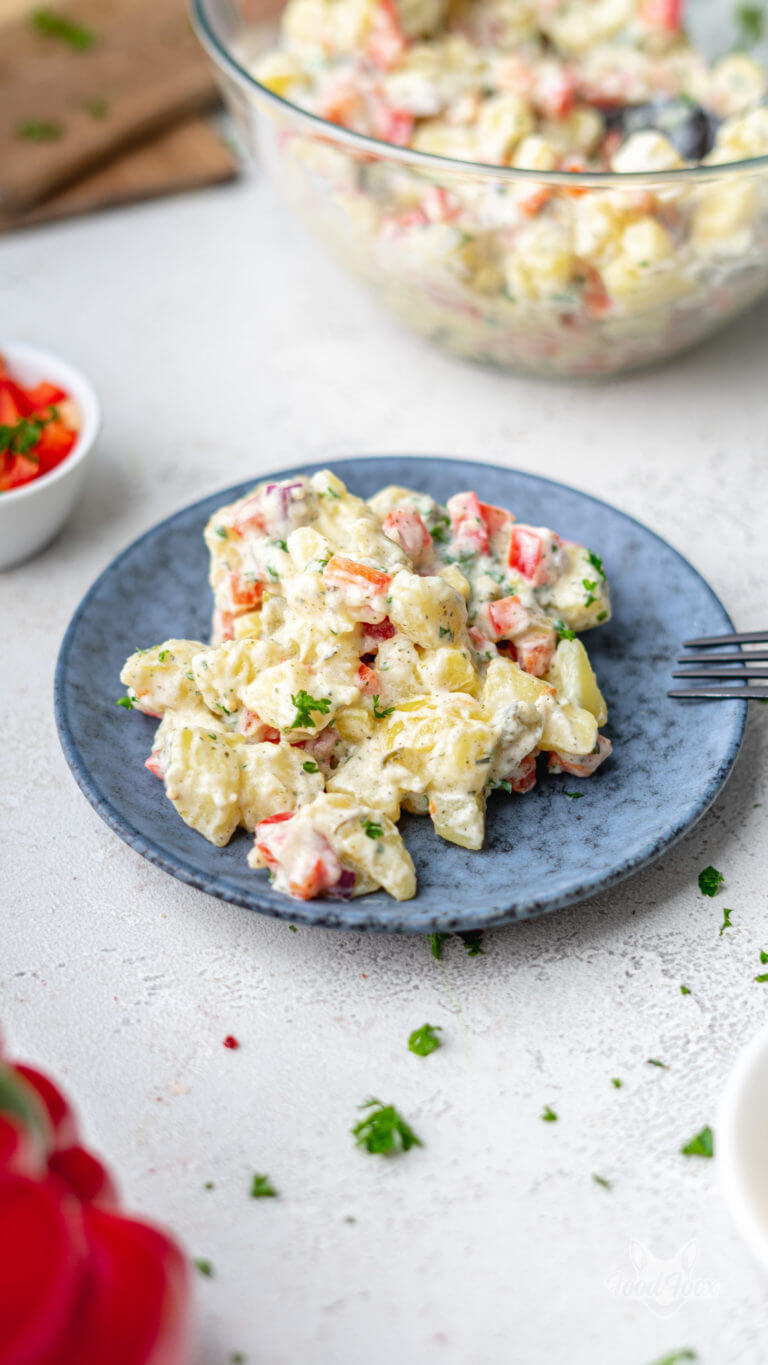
[671, 667, 768, 679]
[683, 630, 768, 647]
[668, 686, 768, 699]
[676, 651, 768, 664]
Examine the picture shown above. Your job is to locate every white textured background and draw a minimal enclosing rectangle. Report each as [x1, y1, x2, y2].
[1, 174, 768, 1365]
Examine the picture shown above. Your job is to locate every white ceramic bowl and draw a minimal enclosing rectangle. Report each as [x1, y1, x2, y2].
[0, 341, 101, 571]
[719, 1021, 768, 1276]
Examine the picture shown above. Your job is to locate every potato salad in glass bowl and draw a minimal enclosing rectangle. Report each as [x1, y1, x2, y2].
[193, 0, 768, 376]
[118, 471, 612, 905]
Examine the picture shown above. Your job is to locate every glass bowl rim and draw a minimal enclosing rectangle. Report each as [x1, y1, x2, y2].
[191, 0, 768, 185]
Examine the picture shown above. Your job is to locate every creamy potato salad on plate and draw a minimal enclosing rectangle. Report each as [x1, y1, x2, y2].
[118, 469, 612, 905]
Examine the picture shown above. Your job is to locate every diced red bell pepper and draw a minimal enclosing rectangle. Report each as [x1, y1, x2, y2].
[35, 421, 77, 475]
[446, 491, 490, 554]
[582, 265, 612, 319]
[145, 751, 165, 780]
[0, 1173, 89, 1365]
[508, 526, 559, 587]
[26, 382, 67, 410]
[478, 500, 514, 538]
[487, 595, 530, 640]
[534, 64, 576, 119]
[288, 854, 338, 901]
[0, 380, 33, 425]
[365, 0, 406, 70]
[254, 811, 295, 867]
[2, 454, 40, 489]
[229, 573, 263, 610]
[363, 617, 396, 644]
[504, 752, 538, 794]
[12, 1065, 78, 1152]
[638, 0, 681, 28]
[382, 507, 431, 561]
[357, 662, 379, 695]
[0, 1116, 45, 1179]
[517, 630, 556, 677]
[49, 1146, 119, 1208]
[374, 103, 414, 146]
[232, 493, 267, 535]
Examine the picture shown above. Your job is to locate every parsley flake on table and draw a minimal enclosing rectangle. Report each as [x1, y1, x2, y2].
[289, 690, 331, 728]
[31, 8, 96, 48]
[611, 1077, 623, 1088]
[461, 930, 484, 957]
[592, 1174, 612, 1189]
[203, 1181, 215, 1190]
[647, 1058, 669, 1069]
[429, 932, 448, 960]
[720, 908, 733, 936]
[761, 950, 768, 964]
[408, 1023, 442, 1056]
[115, 696, 134, 710]
[250, 1173, 277, 1198]
[680, 985, 691, 995]
[644, 1352, 697, 1365]
[193, 1258, 214, 1277]
[16, 120, 65, 141]
[541, 1105, 558, 1122]
[698, 865, 724, 896]
[565, 791, 584, 800]
[230, 1354, 246, 1364]
[734, 2, 765, 47]
[372, 694, 395, 719]
[680, 1125, 713, 1158]
[754, 973, 768, 983]
[362, 818, 384, 839]
[352, 1099, 422, 1155]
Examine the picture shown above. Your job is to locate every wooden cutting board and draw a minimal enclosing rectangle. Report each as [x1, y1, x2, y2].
[0, 0, 232, 217]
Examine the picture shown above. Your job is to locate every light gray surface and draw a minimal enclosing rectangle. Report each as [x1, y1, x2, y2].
[1, 174, 767, 1365]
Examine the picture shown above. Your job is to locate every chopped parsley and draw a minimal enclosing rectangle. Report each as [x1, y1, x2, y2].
[439, 626, 453, 639]
[461, 930, 484, 957]
[115, 696, 134, 710]
[492, 779, 513, 795]
[596, 611, 608, 622]
[203, 1181, 215, 1190]
[720, 908, 733, 936]
[272, 538, 288, 552]
[83, 95, 108, 118]
[680, 985, 691, 995]
[429, 932, 448, 960]
[193, 1258, 214, 1277]
[698, 865, 724, 896]
[408, 1023, 442, 1056]
[647, 1058, 669, 1069]
[289, 690, 331, 729]
[230, 1355, 246, 1364]
[31, 8, 96, 47]
[734, 2, 764, 47]
[372, 695, 395, 720]
[761, 949, 768, 964]
[429, 517, 450, 543]
[565, 791, 584, 800]
[586, 550, 606, 582]
[541, 1105, 558, 1122]
[554, 620, 576, 642]
[158, 649, 169, 662]
[213, 525, 228, 540]
[0, 410, 56, 456]
[592, 1174, 612, 1189]
[352, 1099, 422, 1155]
[302, 760, 319, 774]
[216, 702, 232, 716]
[185, 671, 194, 681]
[644, 1353, 697, 1365]
[362, 818, 384, 839]
[755, 972, 768, 983]
[250, 1173, 277, 1198]
[611, 1077, 623, 1089]
[582, 578, 598, 607]
[16, 120, 64, 141]
[680, 1125, 713, 1158]
[321, 486, 341, 499]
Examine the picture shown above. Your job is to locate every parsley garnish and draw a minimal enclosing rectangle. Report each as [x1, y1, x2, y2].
[372, 695, 394, 719]
[31, 8, 96, 48]
[586, 550, 606, 582]
[541, 1105, 558, 1122]
[194, 1258, 214, 1277]
[250, 1173, 277, 1198]
[289, 690, 331, 729]
[680, 1126, 713, 1158]
[116, 696, 134, 710]
[554, 620, 576, 641]
[321, 486, 341, 499]
[216, 702, 232, 716]
[460, 930, 484, 957]
[734, 2, 764, 47]
[430, 518, 450, 543]
[158, 649, 169, 662]
[439, 626, 452, 638]
[698, 865, 724, 896]
[302, 760, 319, 774]
[761, 950, 768, 964]
[0, 410, 56, 455]
[214, 525, 228, 540]
[429, 932, 447, 960]
[492, 779, 513, 794]
[230, 1355, 246, 1363]
[362, 818, 384, 839]
[680, 985, 691, 995]
[582, 578, 598, 606]
[720, 908, 733, 936]
[565, 791, 584, 800]
[83, 95, 108, 118]
[272, 538, 288, 552]
[597, 611, 608, 622]
[644, 1353, 697, 1365]
[352, 1099, 422, 1155]
[592, 1174, 612, 1189]
[16, 118, 65, 142]
[408, 1023, 442, 1056]
[204, 1181, 215, 1190]
[647, 1058, 668, 1069]
[611, 1077, 622, 1088]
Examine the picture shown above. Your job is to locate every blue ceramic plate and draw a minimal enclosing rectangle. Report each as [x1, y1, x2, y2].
[54, 457, 746, 933]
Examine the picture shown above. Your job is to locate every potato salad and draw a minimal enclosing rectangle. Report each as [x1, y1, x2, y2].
[243, 0, 768, 375]
[119, 471, 612, 904]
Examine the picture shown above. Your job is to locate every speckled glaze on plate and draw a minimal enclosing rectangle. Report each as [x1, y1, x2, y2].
[54, 456, 746, 933]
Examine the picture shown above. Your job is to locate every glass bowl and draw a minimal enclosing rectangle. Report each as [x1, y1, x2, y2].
[192, 0, 768, 378]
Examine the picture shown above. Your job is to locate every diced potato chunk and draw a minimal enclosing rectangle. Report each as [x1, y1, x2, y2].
[545, 639, 608, 726]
